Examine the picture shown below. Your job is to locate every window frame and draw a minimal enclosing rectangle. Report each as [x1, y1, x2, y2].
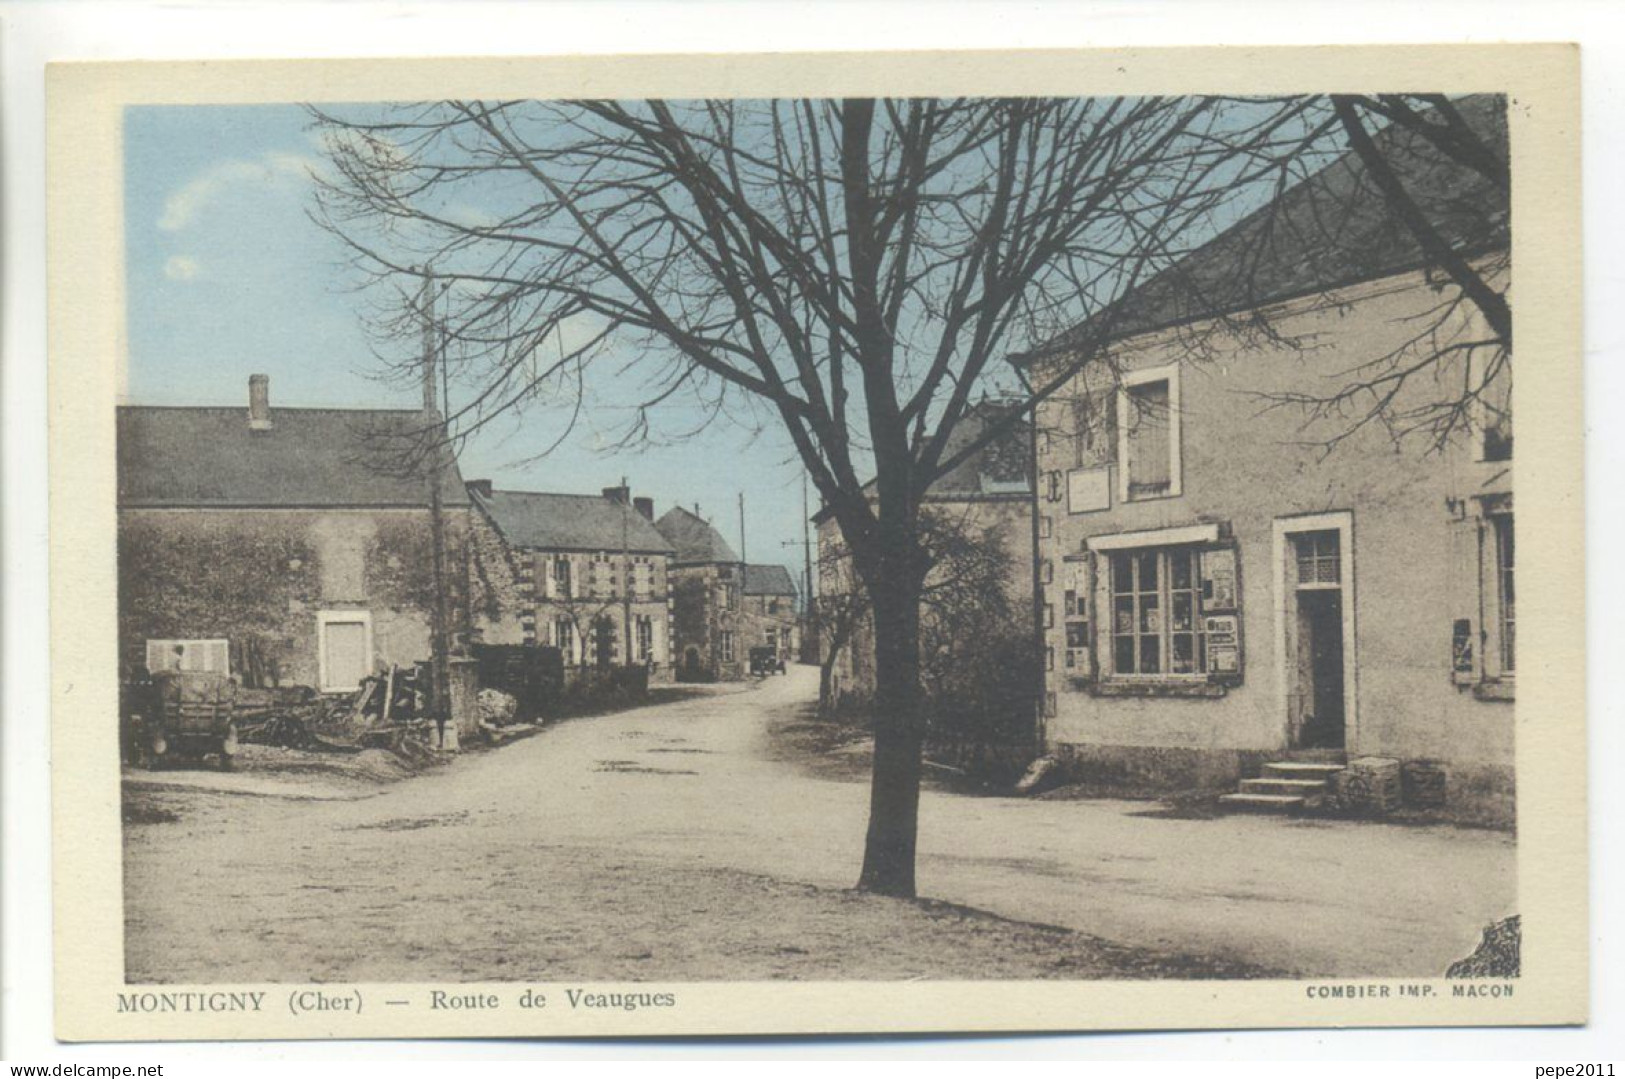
[1116, 363, 1183, 503]
[1487, 510, 1515, 679]
[315, 611, 373, 694]
[554, 616, 577, 664]
[1104, 546, 1209, 681]
[144, 637, 230, 676]
[636, 614, 655, 662]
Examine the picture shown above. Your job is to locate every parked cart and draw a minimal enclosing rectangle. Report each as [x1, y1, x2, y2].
[130, 669, 239, 770]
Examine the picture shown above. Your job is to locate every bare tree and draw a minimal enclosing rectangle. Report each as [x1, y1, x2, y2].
[1043, 94, 1509, 454]
[310, 96, 1322, 896]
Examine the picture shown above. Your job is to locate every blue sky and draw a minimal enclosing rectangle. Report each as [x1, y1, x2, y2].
[123, 104, 817, 583]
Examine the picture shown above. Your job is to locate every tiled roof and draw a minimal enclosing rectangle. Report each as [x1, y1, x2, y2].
[1015, 94, 1508, 364]
[471, 488, 674, 554]
[744, 564, 797, 596]
[117, 406, 469, 508]
[653, 506, 739, 565]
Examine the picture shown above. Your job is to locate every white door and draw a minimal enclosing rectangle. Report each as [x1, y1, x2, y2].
[321, 618, 370, 693]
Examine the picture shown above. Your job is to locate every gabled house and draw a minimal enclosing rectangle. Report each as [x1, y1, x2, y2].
[814, 402, 1037, 714]
[467, 483, 676, 679]
[742, 563, 800, 662]
[117, 374, 473, 695]
[653, 506, 748, 680]
[1015, 96, 1512, 821]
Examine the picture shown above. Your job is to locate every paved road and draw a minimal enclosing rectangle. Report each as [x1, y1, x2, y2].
[124, 665, 1514, 981]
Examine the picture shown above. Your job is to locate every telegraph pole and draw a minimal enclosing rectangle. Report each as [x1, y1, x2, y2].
[621, 475, 634, 669]
[420, 268, 451, 730]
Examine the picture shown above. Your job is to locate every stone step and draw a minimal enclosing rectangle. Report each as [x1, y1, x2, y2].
[1263, 761, 1346, 781]
[1217, 792, 1306, 813]
[1239, 777, 1330, 797]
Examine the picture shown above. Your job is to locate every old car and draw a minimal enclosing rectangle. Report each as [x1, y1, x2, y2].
[126, 669, 240, 770]
[748, 646, 786, 677]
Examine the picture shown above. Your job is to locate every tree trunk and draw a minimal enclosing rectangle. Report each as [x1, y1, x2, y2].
[856, 567, 926, 897]
[818, 619, 852, 714]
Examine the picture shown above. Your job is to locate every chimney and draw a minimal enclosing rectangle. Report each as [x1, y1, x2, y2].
[602, 485, 630, 505]
[633, 497, 654, 521]
[466, 479, 493, 500]
[248, 374, 272, 430]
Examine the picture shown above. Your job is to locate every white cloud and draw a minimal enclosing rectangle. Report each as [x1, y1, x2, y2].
[157, 152, 326, 232]
[163, 255, 201, 281]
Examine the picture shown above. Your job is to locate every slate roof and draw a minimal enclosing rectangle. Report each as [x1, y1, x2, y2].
[744, 564, 797, 596]
[653, 506, 739, 565]
[1013, 94, 1509, 366]
[117, 406, 469, 508]
[470, 488, 675, 554]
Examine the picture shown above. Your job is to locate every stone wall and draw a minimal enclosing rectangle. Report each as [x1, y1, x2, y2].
[119, 506, 473, 691]
[1032, 263, 1515, 815]
[669, 562, 744, 680]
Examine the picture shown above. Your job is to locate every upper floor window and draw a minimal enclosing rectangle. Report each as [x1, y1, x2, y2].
[551, 557, 572, 598]
[1117, 365, 1181, 502]
[1472, 349, 1512, 463]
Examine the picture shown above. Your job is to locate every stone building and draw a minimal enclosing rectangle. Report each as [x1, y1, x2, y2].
[466, 483, 676, 680]
[653, 506, 750, 680]
[117, 375, 473, 695]
[741, 564, 800, 663]
[1017, 96, 1513, 822]
[814, 403, 1037, 713]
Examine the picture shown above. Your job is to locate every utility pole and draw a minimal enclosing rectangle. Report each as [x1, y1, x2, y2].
[779, 472, 818, 665]
[621, 475, 633, 669]
[420, 267, 451, 731]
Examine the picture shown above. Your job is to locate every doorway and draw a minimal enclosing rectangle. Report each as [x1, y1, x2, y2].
[1293, 589, 1345, 748]
[1274, 516, 1355, 753]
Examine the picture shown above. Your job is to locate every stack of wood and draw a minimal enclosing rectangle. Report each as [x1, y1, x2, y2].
[237, 662, 450, 759]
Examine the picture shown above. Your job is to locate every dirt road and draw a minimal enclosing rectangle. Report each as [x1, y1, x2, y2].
[123, 666, 1514, 982]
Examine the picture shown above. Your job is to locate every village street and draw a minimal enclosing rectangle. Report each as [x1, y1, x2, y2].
[124, 666, 1515, 984]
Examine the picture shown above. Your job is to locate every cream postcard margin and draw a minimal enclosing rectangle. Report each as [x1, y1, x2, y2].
[47, 45, 1585, 1041]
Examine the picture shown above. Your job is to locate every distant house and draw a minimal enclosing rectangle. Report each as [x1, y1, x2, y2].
[653, 506, 750, 681]
[742, 564, 800, 663]
[117, 374, 472, 695]
[1015, 96, 1512, 821]
[467, 483, 676, 679]
[814, 402, 1037, 711]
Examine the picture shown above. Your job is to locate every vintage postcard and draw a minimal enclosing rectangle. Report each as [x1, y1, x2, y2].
[48, 45, 1585, 1041]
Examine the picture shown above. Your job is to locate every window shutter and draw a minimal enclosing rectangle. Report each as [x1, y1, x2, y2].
[1446, 511, 1483, 684]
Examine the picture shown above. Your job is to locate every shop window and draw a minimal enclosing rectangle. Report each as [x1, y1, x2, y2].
[1109, 548, 1206, 677]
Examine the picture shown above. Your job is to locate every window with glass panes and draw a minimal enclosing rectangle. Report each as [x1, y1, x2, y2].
[1109, 548, 1206, 676]
[1292, 531, 1341, 587]
[636, 615, 654, 661]
[1494, 514, 1514, 674]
